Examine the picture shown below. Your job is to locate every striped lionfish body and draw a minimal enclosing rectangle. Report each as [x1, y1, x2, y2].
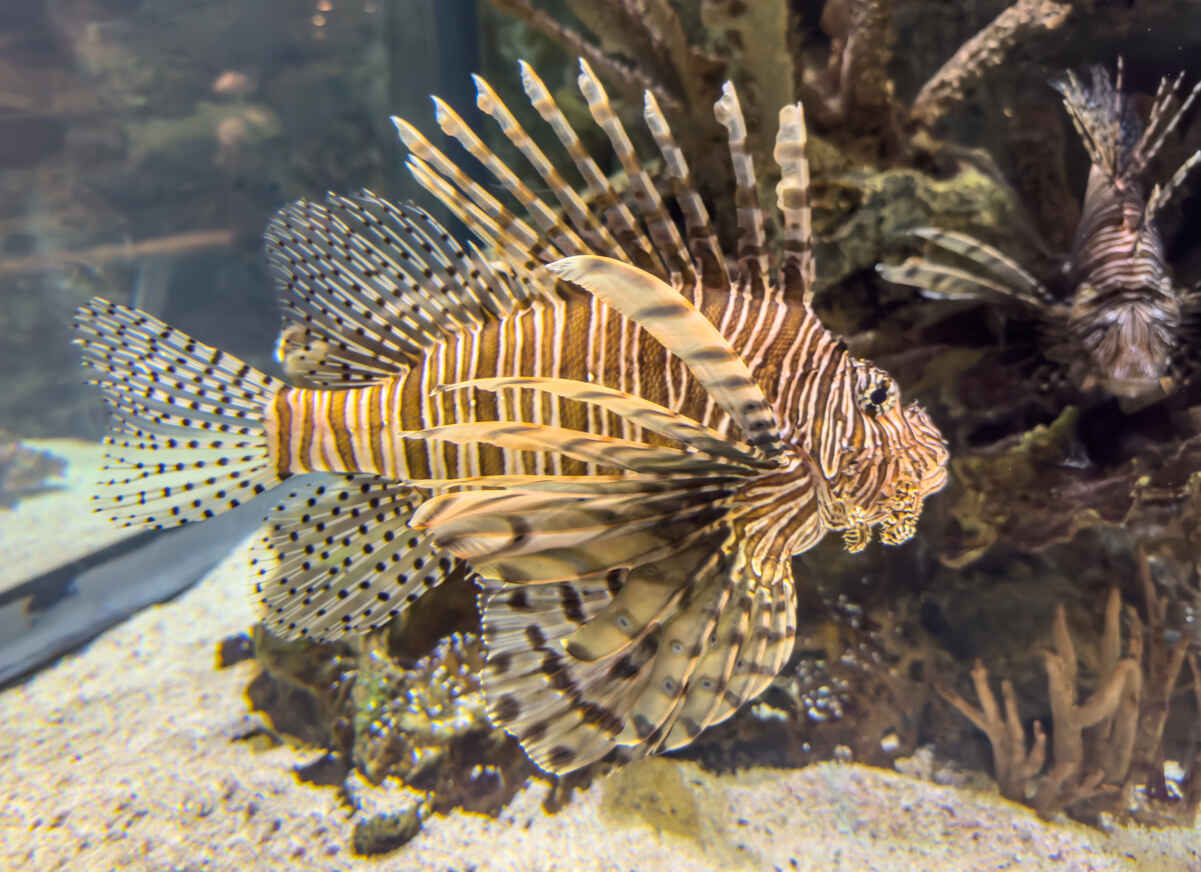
[74, 60, 948, 774]
[879, 61, 1201, 404]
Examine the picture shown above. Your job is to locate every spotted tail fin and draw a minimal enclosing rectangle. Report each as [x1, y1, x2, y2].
[74, 298, 285, 528]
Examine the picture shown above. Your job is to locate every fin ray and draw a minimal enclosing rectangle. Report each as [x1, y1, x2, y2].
[438, 376, 773, 466]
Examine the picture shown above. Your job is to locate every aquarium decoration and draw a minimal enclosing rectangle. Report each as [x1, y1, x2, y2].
[938, 553, 1201, 825]
[3, 0, 1201, 865]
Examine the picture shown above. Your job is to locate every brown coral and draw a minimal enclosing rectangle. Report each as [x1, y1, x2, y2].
[938, 561, 1201, 824]
[909, 0, 1073, 131]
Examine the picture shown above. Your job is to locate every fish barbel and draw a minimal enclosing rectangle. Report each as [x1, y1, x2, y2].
[75, 60, 948, 773]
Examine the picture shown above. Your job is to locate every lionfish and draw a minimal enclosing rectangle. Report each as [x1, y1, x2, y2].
[880, 62, 1201, 405]
[74, 60, 948, 774]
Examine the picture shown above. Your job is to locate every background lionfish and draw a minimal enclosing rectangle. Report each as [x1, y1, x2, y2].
[73, 59, 948, 774]
[880, 61, 1201, 405]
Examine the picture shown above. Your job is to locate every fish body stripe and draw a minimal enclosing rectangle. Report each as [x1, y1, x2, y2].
[263, 288, 847, 478]
[263, 284, 892, 548]
[1071, 178, 1172, 295]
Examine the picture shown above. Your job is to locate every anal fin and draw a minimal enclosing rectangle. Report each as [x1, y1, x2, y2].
[251, 474, 462, 641]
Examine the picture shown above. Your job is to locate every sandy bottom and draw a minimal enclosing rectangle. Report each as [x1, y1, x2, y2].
[2, 440, 141, 591]
[2, 531, 1200, 872]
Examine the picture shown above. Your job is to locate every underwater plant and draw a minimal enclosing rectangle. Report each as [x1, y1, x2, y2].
[73, 57, 948, 777]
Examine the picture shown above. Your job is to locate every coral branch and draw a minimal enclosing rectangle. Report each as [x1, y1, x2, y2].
[0, 228, 234, 277]
[940, 583, 1184, 821]
[1037, 595, 1142, 815]
[811, 0, 894, 132]
[910, 0, 1073, 129]
[484, 0, 679, 110]
[1180, 653, 1201, 814]
[937, 659, 1045, 800]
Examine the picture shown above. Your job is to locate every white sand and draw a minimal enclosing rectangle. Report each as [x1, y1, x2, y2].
[2, 529, 1200, 871]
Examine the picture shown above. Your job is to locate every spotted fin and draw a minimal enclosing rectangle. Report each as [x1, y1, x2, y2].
[251, 475, 463, 641]
[546, 255, 784, 455]
[657, 557, 796, 751]
[74, 298, 284, 528]
[465, 498, 795, 773]
[477, 575, 628, 772]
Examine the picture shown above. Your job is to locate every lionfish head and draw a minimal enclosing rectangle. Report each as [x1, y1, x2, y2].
[818, 361, 949, 552]
[880, 401, 951, 543]
[1070, 289, 1179, 400]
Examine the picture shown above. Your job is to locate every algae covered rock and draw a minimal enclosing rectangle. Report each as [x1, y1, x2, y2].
[249, 624, 535, 820]
[600, 757, 763, 869]
[813, 160, 1023, 294]
[351, 631, 533, 815]
[0, 434, 67, 508]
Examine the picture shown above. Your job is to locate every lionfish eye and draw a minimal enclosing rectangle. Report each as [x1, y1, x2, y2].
[859, 377, 894, 415]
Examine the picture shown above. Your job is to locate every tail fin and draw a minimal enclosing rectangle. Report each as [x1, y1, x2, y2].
[74, 298, 286, 528]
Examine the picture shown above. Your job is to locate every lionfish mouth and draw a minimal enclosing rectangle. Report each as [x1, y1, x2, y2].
[1096, 373, 1171, 401]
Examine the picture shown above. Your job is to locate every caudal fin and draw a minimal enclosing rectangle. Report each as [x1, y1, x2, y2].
[74, 298, 286, 528]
